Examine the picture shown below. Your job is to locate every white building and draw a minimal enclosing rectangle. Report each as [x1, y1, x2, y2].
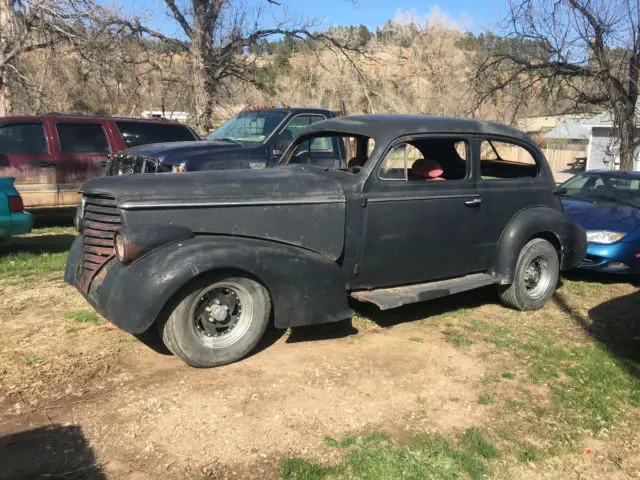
[583, 111, 640, 171]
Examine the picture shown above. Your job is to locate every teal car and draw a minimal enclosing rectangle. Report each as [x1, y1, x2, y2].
[0, 177, 32, 239]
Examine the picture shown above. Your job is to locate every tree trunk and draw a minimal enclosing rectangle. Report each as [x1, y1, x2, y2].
[190, 6, 215, 133]
[0, 66, 11, 116]
[611, 92, 636, 171]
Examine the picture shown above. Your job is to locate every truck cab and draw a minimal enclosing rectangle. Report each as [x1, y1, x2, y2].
[106, 107, 341, 174]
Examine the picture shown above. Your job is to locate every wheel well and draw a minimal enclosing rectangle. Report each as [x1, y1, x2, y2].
[154, 268, 274, 330]
[529, 231, 562, 261]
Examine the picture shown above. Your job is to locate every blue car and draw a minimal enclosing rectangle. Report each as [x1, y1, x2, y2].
[0, 177, 32, 239]
[560, 170, 640, 274]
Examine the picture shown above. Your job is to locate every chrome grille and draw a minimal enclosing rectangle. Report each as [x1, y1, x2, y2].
[80, 194, 120, 292]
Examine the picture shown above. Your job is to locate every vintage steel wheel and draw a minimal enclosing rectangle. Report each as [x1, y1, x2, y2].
[190, 281, 254, 349]
[159, 275, 271, 368]
[498, 238, 559, 311]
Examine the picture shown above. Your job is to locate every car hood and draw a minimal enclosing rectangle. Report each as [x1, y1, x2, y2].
[562, 198, 640, 234]
[82, 165, 345, 205]
[82, 166, 347, 260]
[126, 141, 249, 163]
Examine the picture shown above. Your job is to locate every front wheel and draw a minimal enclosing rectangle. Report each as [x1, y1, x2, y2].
[159, 275, 271, 367]
[498, 238, 559, 311]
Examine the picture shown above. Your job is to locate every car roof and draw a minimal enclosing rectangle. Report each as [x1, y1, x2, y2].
[302, 114, 533, 143]
[240, 107, 334, 116]
[0, 114, 187, 125]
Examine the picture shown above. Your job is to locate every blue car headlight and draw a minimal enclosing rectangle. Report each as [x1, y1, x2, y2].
[586, 230, 626, 244]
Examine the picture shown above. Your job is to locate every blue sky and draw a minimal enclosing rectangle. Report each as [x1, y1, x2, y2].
[128, 0, 509, 37]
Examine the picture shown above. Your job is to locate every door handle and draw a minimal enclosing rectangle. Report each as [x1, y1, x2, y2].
[464, 197, 482, 206]
[39, 161, 55, 168]
[100, 160, 108, 167]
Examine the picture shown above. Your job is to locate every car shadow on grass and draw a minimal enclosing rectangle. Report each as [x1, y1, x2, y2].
[351, 286, 498, 329]
[0, 424, 106, 480]
[284, 287, 498, 345]
[1, 233, 76, 256]
[553, 286, 640, 379]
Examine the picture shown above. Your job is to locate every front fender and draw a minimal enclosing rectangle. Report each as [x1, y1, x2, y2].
[491, 207, 587, 283]
[67, 235, 353, 334]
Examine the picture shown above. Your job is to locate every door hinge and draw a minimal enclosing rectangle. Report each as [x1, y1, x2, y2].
[354, 263, 360, 276]
[361, 197, 368, 208]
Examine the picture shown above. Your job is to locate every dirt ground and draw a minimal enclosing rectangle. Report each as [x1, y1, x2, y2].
[1, 261, 639, 479]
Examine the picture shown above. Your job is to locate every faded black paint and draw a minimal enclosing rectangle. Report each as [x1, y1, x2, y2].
[65, 115, 587, 335]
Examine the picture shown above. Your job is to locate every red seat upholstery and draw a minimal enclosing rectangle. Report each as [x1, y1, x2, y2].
[348, 156, 366, 168]
[410, 158, 444, 181]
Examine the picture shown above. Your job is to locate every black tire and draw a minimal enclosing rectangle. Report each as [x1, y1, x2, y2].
[158, 275, 271, 367]
[498, 238, 559, 311]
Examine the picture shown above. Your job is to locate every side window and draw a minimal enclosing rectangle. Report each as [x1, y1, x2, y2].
[379, 138, 468, 181]
[288, 134, 363, 169]
[277, 115, 325, 151]
[115, 122, 196, 148]
[0, 123, 48, 154]
[480, 139, 538, 180]
[56, 123, 110, 154]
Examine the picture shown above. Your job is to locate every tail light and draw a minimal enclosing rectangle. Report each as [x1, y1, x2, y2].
[9, 195, 24, 213]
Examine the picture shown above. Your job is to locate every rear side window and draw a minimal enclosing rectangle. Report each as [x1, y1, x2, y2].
[56, 123, 110, 154]
[0, 123, 48, 154]
[116, 122, 196, 148]
[480, 140, 538, 180]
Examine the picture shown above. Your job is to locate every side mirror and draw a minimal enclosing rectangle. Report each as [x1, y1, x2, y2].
[553, 186, 567, 195]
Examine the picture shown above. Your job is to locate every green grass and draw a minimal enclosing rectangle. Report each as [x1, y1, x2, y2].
[409, 336, 424, 343]
[0, 251, 68, 279]
[282, 429, 499, 480]
[23, 355, 43, 366]
[63, 310, 102, 325]
[478, 394, 492, 405]
[0, 227, 75, 281]
[443, 329, 474, 348]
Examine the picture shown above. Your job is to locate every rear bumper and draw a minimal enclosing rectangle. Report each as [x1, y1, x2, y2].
[579, 241, 640, 274]
[1, 212, 33, 238]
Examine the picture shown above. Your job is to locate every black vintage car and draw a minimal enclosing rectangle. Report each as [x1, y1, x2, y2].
[105, 107, 339, 174]
[65, 115, 587, 367]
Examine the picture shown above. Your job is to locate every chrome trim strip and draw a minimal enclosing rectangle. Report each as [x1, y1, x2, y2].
[368, 194, 479, 203]
[120, 197, 346, 210]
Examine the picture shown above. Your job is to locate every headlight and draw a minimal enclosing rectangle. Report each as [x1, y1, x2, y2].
[586, 230, 626, 244]
[171, 163, 186, 173]
[114, 231, 131, 263]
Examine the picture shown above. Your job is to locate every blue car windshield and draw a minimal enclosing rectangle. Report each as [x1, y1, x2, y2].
[562, 173, 640, 208]
[206, 110, 288, 143]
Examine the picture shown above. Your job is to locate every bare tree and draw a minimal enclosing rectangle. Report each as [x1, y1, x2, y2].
[132, 0, 360, 132]
[0, 0, 132, 116]
[474, 0, 640, 170]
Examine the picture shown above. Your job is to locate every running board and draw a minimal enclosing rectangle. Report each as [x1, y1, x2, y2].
[350, 273, 499, 310]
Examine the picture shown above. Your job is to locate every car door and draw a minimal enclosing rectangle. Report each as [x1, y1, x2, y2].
[354, 134, 484, 289]
[474, 135, 554, 264]
[53, 121, 114, 207]
[0, 120, 57, 209]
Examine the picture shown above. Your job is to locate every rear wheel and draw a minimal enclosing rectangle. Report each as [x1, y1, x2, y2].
[158, 275, 271, 367]
[498, 238, 559, 311]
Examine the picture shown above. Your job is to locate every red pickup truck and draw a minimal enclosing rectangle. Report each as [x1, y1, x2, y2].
[0, 114, 199, 210]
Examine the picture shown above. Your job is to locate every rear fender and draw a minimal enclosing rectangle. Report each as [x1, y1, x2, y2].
[491, 207, 587, 283]
[92, 235, 353, 333]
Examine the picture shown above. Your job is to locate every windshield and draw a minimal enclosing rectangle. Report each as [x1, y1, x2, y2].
[206, 110, 289, 143]
[562, 172, 640, 208]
